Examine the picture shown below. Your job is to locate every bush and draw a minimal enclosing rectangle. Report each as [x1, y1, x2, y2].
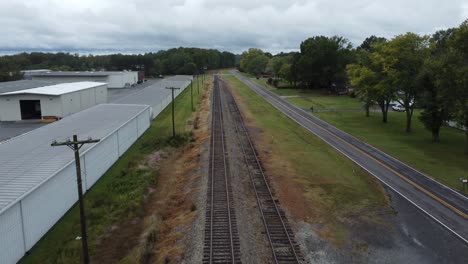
[267, 77, 273, 85]
[349, 90, 357, 98]
[273, 79, 279, 87]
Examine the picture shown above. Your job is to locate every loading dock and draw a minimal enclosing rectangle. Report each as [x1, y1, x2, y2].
[19, 100, 42, 120]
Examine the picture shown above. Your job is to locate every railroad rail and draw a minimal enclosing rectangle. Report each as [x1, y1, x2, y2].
[203, 76, 241, 263]
[218, 77, 304, 263]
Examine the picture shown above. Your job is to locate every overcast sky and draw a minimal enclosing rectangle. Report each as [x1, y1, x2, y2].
[1, 0, 467, 55]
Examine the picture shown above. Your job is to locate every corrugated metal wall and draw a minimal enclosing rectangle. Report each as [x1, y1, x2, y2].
[0, 203, 24, 264]
[0, 106, 151, 264]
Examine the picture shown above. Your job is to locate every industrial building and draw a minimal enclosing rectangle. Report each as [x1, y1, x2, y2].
[0, 104, 152, 264]
[21, 69, 51, 80]
[28, 71, 138, 88]
[113, 75, 192, 119]
[0, 82, 107, 121]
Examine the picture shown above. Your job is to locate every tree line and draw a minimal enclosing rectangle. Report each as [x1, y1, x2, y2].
[239, 20, 468, 153]
[0, 47, 236, 82]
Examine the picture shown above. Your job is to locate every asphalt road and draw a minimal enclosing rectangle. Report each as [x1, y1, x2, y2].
[231, 70, 468, 245]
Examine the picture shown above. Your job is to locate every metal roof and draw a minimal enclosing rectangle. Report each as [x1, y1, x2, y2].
[0, 80, 57, 94]
[112, 78, 190, 110]
[29, 71, 136, 77]
[0, 81, 106, 96]
[0, 103, 150, 213]
[165, 75, 194, 82]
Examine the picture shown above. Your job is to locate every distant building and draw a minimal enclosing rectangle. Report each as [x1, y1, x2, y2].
[28, 71, 138, 88]
[0, 82, 107, 121]
[21, 69, 51, 80]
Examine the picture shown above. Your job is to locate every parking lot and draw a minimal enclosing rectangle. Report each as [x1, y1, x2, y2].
[0, 121, 47, 142]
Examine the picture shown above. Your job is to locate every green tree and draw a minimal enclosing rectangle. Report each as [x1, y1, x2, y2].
[347, 64, 377, 117]
[278, 63, 292, 85]
[418, 29, 456, 142]
[381, 33, 429, 132]
[297, 36, 353, 90]
[347, 37, 387, 118]
[451, 20, 468, 153]
[240, 48, 269, 76]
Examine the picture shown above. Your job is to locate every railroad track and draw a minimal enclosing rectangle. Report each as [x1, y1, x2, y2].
[218, 77, 304, 264]
[203, 76, 241, 263]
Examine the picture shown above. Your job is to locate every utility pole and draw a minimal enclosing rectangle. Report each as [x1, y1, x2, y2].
[51, 135, 100, 264]
[166, 86, 180, 137]
[196, 75, 199, 95]
[190, 79, 194, 112]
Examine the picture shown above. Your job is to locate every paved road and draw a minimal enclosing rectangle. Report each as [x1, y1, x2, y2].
[231, 70, 468, 244]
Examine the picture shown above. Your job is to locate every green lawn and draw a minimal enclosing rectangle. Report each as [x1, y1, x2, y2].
[313, 111, 468, 191]
[253, 79, 362, 109]
[223, 75, 388, 242]
[20, 76, 207, 264]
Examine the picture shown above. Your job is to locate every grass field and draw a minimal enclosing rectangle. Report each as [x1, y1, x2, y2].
[224, 75, 388, 243]
[20, 77, 206, 264]
[314, 111, 468, 191]
[254, 79, 362, 109]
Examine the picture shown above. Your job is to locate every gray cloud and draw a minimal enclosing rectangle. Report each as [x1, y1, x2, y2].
[0, 0, 466, 54]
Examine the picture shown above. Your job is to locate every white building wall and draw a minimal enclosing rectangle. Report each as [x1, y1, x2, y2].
[83, 133, 119, 189]
[107, 74, 124, 88]
[40, 96, 62, 117]
[0, 94, 62, 121]
[0, 203, 24, 264]
[107, 72, 138, 88]
[60, 92, 82, 117]
[21, 163, 77, 250]
[95, 85, 108, 104]
[0, 106, 151, 264]
[137, 109, 151, 137]
[117, 118, 138, 155]
[0, 96, 22, 121]
[80, 87, 96, 109]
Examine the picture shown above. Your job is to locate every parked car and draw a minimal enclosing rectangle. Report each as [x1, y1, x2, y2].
[392, 104, 405, 112]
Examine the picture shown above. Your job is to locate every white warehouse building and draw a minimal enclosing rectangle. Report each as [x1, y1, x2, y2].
[29, 71, 138, 88]
[0, 104, 152, 264]
[0, 82, 107, 121]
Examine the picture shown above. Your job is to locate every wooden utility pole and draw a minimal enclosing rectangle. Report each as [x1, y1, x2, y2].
[190, 79, 194, 112]
[197, 75, 200, 95]
[166, 86, 180, 137]
[51, 135, 100, 264]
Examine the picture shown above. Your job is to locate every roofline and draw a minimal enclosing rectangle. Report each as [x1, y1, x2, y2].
[32, 73, 110, 77]
[0, 104, 151, 215]
[0, 82, 107, 96]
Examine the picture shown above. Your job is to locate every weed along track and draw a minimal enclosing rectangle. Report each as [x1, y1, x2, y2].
[215, 76, 304, 263]
[203, 75, 241, 263]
